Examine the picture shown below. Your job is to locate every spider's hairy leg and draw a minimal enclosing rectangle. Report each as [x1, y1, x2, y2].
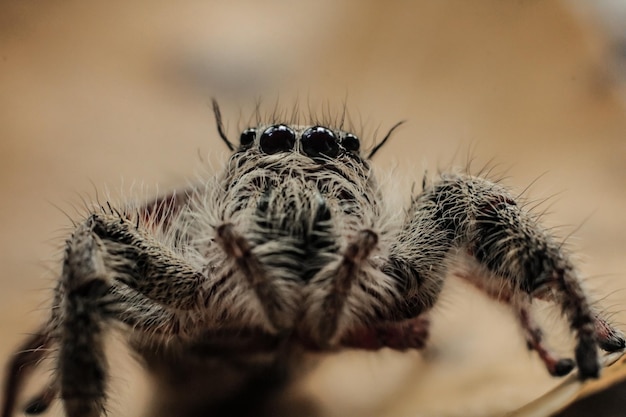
[3, 212, 210, 417]
[1, 327, 52, 417]
[420, 173, 624, 379]
[352, 196, 454, 353]
[1, 189, 195, 417]
[61, 213, 210, 417]
[382, 208, 451, 322]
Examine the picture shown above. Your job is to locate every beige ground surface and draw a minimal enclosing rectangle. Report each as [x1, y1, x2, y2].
[1, 1, 626, 416]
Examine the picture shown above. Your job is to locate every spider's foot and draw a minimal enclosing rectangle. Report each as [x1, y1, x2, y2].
[599, 335, 626, 352]
[24, 398, 50, 415]
[23, 385, 57, 415]
[595, 319, 626, 352]
[550, 358, 575, 377]
[576, 336, 601, 380]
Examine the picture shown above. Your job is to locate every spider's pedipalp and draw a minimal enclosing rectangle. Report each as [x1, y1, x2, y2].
[315, 229, 379, 345]
[214, 223, 295, 332]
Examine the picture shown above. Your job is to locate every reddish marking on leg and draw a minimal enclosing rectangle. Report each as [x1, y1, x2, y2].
[341, 316, 430, 351]
[518, 308, 574, 377]
[594, 315, 626, 352]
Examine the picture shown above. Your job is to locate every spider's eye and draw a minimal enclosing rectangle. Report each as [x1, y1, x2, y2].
[342, 133, 360, 152]
[239, 128, 256, 149]
[259, 125, 295, 154]
[301, 126, 339, 158]
[240, 128, 256, 148]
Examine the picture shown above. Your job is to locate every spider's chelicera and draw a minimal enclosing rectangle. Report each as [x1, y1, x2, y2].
[2, 101, 625, 417]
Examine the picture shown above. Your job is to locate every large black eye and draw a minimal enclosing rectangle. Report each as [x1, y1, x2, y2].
[301, 126, 339, 158]
[239, 128, 256, 149]
[342, 133, 360, 152]
[259, 125, 295, 154]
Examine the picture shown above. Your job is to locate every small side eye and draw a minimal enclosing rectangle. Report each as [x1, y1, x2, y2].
[259, 125, 296, 154]
[301, 126, 339, 158]
[239, 128, 256, 149]
[342, 133, 360, 152]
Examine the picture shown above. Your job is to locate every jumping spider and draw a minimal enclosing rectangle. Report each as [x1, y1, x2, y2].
[2, 101, 625, 417]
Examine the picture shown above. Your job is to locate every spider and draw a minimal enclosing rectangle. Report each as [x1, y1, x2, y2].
[2, 101, 624, 417]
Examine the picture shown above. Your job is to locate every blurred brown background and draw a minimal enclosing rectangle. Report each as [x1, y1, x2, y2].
[1, 1, 626, 416]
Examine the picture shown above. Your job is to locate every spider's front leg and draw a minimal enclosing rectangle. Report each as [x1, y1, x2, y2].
[60, 212, 210, 417]
[2, 211, 208, 417]
[387, 173, 624, 379]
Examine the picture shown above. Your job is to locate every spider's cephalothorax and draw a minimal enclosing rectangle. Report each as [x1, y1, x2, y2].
[2, 104, 625, 417]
